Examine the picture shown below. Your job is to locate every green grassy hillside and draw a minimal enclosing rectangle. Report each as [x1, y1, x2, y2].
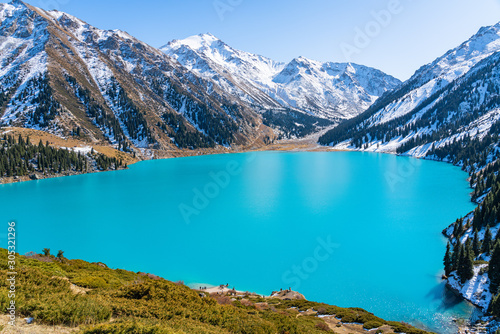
[0, 249, 431, 334]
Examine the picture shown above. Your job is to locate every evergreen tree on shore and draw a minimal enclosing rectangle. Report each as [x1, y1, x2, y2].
[489, 293, 500, 317]
[489, 241, 500, 294]
[483, 227, 493, 256]
[472, 233, 481, 259]
[452, 238, 462, 271]
[0, 134, 124, 178]
[444, 242, 453, 276]
[457, 243, 474, 284]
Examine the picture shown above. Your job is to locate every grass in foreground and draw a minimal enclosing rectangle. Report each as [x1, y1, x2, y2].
[0, 249, 432, 333]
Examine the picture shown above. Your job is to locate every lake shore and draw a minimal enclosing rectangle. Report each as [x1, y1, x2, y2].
[0, 126, 483, 333]
[0, 126, 347, 185]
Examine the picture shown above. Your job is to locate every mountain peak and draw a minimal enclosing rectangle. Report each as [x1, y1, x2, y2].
[289, 56, 321, 68]
[162, 34, 400, 119]
[165, 33, 223, 52]
[465, 21, 500, 51]
[198, 32, 218, 40]
[406, 19, 500, 88]
[9, 0, 25, 5]
[1, 0, 27, 14]
[2, 0, 29, 12]
[476, 21, 500, 36]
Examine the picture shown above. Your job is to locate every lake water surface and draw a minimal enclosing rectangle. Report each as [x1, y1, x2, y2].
[1, 152, 478, 333]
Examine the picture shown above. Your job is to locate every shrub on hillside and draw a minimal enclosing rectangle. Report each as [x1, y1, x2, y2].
[316, 322, 332, 332]
[72, 276, 108, 289]
[363, 320, 383, 329]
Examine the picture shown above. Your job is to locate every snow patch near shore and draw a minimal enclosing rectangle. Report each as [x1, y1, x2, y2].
[448, 264, 492, 310]
[60, 146, 94, 154]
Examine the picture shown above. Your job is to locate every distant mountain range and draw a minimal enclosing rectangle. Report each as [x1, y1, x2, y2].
[0, 0, 400, 158]
[162, 33, 400, 120]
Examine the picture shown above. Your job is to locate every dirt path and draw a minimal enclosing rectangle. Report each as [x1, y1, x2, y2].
[0, 315, 78, 334]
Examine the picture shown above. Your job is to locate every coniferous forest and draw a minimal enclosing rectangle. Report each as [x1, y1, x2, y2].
[0, 134, 124, 179]
[262, 109, 334, 139]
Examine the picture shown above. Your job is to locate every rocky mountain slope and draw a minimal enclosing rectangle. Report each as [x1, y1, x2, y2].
[319, 22, 500, 153]
[0, 1, 401, 157]
[0, 0, 272, 159]
[162, 33, 401, 121]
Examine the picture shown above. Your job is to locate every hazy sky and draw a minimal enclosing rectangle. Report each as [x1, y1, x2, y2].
[9, 0, 500, 80]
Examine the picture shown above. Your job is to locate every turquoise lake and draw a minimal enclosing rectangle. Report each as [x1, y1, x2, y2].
[1, 151, 478, 333]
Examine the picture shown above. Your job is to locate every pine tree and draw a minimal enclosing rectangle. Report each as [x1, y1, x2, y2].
[457, 243, 474, 284]
[464, 243, 475, 282]
[456, 244, 465, 280]
[483, 227, 493, 255]
[490, 241, 500, 294]
[491, 207, 498, 227]
[489, 293, 500, 317]
[444, 242, 453, 276]
[472, 233, 481, 258]
[465, 237, 472, 253]
[452, 238, 462, 271]
[456, 220, 464, 238]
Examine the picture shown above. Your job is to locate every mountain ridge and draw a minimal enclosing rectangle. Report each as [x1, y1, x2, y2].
[0, 0, 401, 157]
[319, 20, 500, 151]
[0, 0, 271, 158]
[161, 33, 402, 120]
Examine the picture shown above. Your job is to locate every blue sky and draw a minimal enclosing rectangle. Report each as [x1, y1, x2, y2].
[12, 0, 500, 80]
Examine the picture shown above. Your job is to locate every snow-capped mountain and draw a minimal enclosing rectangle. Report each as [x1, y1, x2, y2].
[319, 21, 500, 154]
[272, 57, 401, 119]
[164, 33, 284, 89]
[0, 1, 269, 157]
[0, 1, 400, 152]
[162, 34, 401, 120]
[162, 33, 285, 110]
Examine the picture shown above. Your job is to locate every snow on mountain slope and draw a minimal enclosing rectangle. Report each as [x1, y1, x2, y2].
[0, 1, 269, 155]
[271, 57, 401, 119]
[162, 34, 401, 120]
[0, 1, 50, 124]
[363, 22, 500, 128]
[165, 33, 284, 88]
[319, 21, 500, 156]
[162, 34, 287, 110]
